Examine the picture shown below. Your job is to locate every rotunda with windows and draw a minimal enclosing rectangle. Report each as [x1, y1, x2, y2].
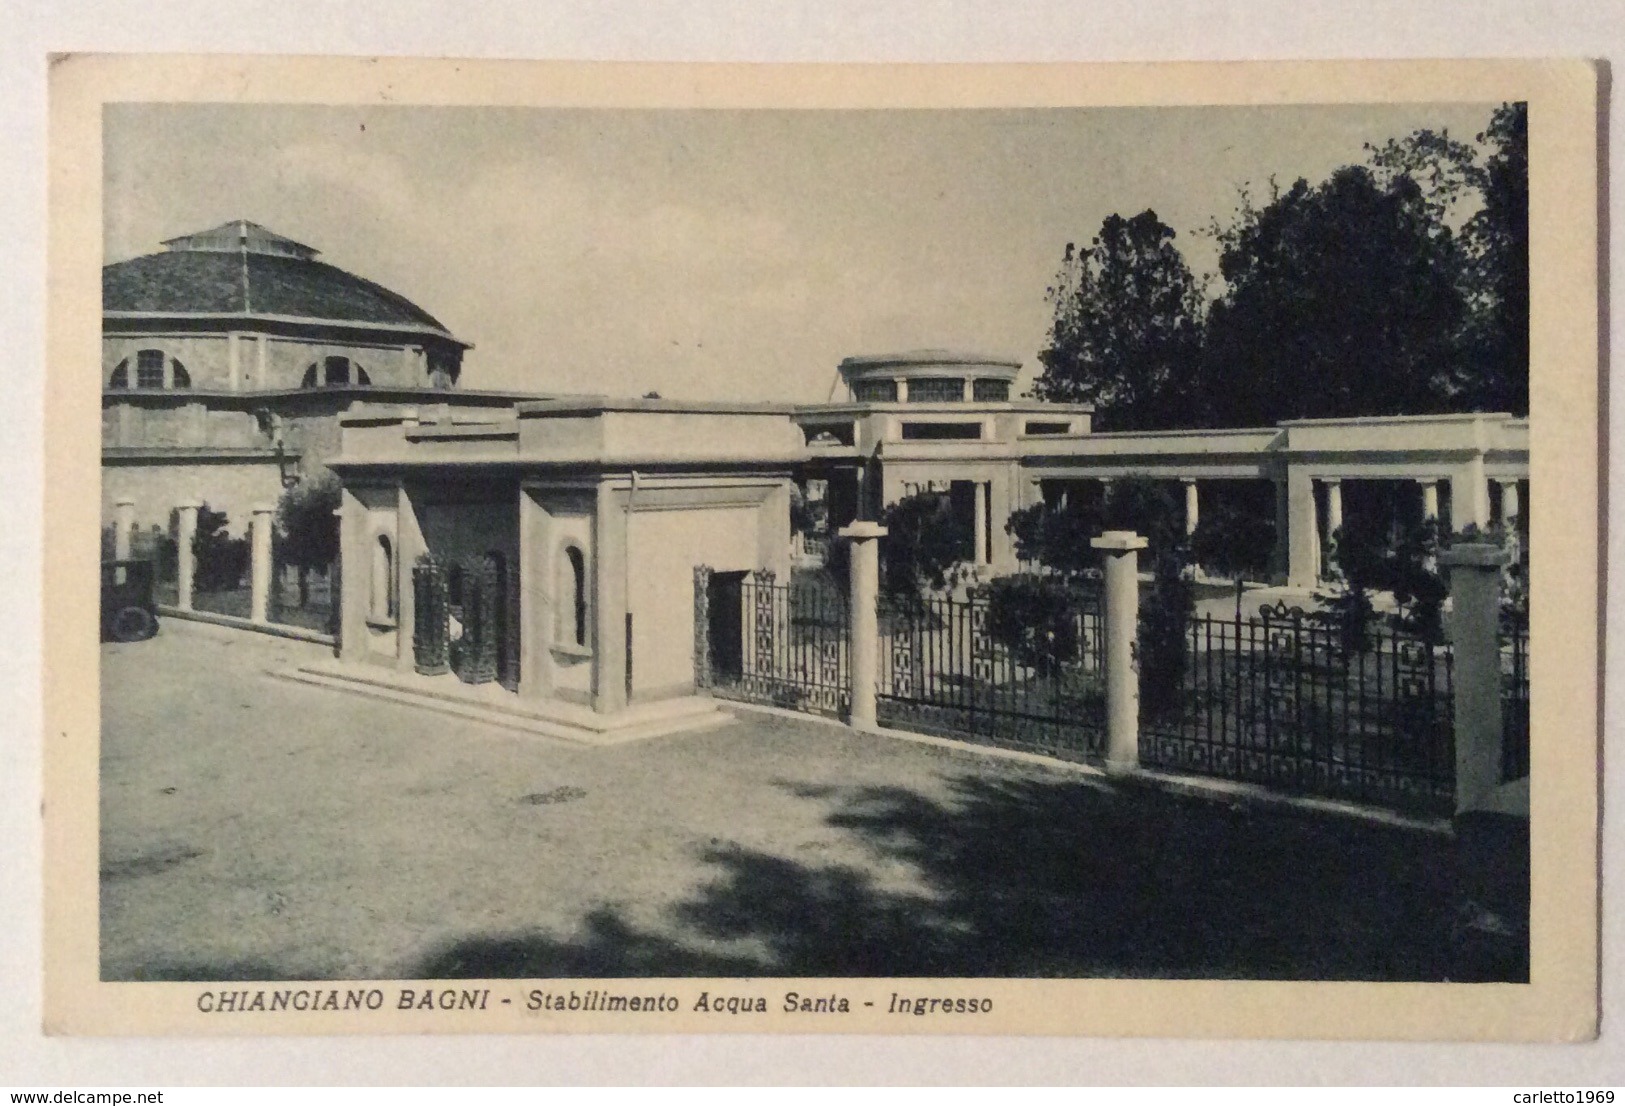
[101, 220, 536, 535]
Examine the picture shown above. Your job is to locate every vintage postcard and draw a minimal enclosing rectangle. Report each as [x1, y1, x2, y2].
[43, 56, 1600, 1038]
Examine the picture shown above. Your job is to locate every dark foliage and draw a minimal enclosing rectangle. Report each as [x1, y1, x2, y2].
[983, 574, 1088, 675]
[1034, 104, 1528, 430]
[1138, 544, 1194, 716]
[879, 491, 970, 599]
[1005, 499, 1102, 578]
[192, 504, 249, 592]
[1035, 210, 1206, 430]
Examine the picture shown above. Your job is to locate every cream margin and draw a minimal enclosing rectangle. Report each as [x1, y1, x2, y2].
[43, 55, 1601, 1040]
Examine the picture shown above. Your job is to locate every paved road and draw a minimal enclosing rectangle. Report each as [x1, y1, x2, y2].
[99, 618, 1503, 981]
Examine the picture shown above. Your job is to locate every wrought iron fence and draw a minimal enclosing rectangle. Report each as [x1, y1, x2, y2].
[1141, 604, 1456, 814]
[1501, 606, 1530, 782]
[695, 568, 850, 718]
[876, 585, 1106, 763]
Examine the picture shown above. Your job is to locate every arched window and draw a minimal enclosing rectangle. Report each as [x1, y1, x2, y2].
[108, 360, 129, 389]
[171, 360, 191, 388]
[301, 357, 371, 388]
[370, 534, 395, 622]
[557, 544, 588, 648]
[136, 349, 166, 389]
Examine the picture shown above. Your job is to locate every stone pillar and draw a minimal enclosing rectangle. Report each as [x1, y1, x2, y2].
[1182, 478, 1199, 537]
[113, 499, 135, 561]
[396, 485, 424, 673]
[175, 501, 199, 611]
[593, 481, 629, 714]
[961, 378, 975, 402]
[249, 503, 274, 624]
[1091, 531, 1147, 774]
[1441, 543, 1511, 815]
[1286, 469, 1319, 588]
[894, 377, 908, 403]
[1323, 478, 1343, 540]
[1499, 479, 1522, 526]
[841, 521, 888, 730]
[973, 481, 990, 566]
[1420, 479, 1440, 522]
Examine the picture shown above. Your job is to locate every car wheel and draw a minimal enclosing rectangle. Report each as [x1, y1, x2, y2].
[110, 607, 157, 642]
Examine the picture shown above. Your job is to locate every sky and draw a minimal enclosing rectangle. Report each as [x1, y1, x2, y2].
[104, 102, 1499, 402]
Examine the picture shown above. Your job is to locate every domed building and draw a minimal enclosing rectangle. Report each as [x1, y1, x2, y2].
[102, 220, 537, 533]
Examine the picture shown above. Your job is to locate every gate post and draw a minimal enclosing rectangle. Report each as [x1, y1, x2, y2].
[1091, 530, 1148, 774]
[840, 521, 888, 729]
[249, 503, 274, 624]
[175, 500, 199, 611]
[1441, 542, 1511, 815]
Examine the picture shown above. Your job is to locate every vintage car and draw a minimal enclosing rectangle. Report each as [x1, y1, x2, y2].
[100, 559, 160, 642]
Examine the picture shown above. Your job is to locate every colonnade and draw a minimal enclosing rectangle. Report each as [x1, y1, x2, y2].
[109, 496, 278, 623]
[1028, 471, 1527, 590]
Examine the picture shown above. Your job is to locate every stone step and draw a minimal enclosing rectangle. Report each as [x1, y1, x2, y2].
[272, 664, 733, 746]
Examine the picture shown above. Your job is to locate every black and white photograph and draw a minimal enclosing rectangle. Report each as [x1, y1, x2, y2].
[39, 56, 1600, 1040]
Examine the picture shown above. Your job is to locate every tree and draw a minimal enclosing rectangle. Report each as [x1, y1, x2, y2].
[1004, 498, 1103, 578]
[1459, 102, 1529, 416]
[1202, 166, 1470, 427]
[1035, 211, 1206, 430]
[275, 469, 342, 607]
[192, 504, 248, 592]
[1189, 500, 1277, 619]
[878, 491, 971, 600]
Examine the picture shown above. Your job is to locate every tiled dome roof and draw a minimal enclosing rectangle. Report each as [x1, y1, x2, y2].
[103, 221, 458, 338]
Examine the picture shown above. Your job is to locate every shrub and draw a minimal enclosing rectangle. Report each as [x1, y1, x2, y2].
[1005, 500, 1102, 578]
[879, 491, 971, 600]
[1138, 543, 1194, 716]
[983, 573, 1087, 676]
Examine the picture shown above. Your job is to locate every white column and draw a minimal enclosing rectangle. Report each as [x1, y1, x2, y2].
[255, 335, 269, 391]
[962, 378, 974, 402]
[1286, 469, 1319, 588]
[249, 503, 274, 624]
[973, 481, 990, 566]
[227, 333, 241, 391]
[1324, 478, 1344, 541]
[1441, 543, 1511, 814]
[841, 521, 888, 730]
[113, 499, 135, 561]
[1420, 479, 1440, 522]
[893, 377, 908, 403]
[1182, 478, 1199, 537]
[175, 501, 199, 611]
[1451, 452, 1492, 532]
[1499, 479, 1521, 526]
[1091, 530, 1147, 774]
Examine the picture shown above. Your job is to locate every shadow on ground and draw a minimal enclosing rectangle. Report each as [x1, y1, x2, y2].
[416, 773, 1528, 981]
